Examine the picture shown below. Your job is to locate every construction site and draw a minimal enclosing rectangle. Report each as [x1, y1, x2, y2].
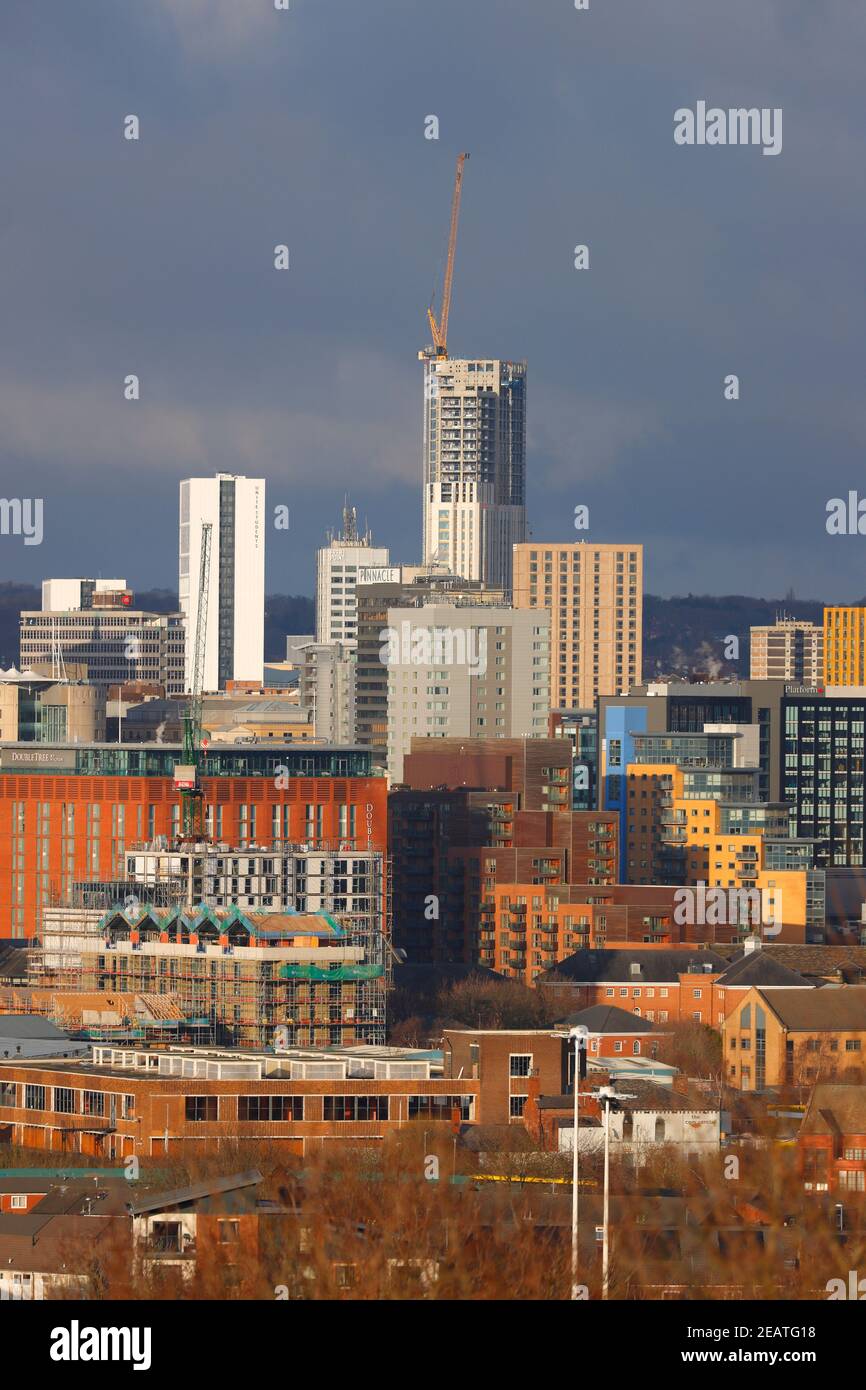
[10, 901, 387, 1050]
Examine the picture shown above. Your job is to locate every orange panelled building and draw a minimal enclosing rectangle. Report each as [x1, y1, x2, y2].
[0, 744, 387, 939]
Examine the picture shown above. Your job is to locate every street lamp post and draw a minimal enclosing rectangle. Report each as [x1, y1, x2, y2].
[597, 1084, 636, 1300]
[569, 1025, 588, 1300]
[553, 1025, 590, 1300]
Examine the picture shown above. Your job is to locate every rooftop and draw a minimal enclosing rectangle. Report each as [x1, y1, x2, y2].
[555, 1005, 663, 1035]
[753, 986, 866, 1032]
[538, 948, 728, 986]
[800, 1084, 866, 1136]
[715, 954, 813, 990]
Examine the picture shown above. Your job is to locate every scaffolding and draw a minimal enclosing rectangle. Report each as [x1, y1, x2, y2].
[29, 844, 393, 1048]
[35, 904, 388, 1050]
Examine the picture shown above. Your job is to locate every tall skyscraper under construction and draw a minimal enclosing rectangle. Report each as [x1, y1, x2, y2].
[421, 356, 526, 592]
[418, 155, 526, 593]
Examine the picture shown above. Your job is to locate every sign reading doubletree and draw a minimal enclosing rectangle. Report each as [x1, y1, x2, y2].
[0, 748, 77, 770]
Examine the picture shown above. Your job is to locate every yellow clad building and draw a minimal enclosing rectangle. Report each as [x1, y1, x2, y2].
[824, 606, 866, 686]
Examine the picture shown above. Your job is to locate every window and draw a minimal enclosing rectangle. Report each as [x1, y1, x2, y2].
[509, 1054, 532, 1077]
[613, 1041, 623, 1053]
[632, 1041, 641, 1055]
[9, 1194, 27, 1210]
[219, 1220, 240, 1244]
[238, 1095, 303, 1121]
[509, 1095, 528, 1118]
[0, 1081, 18, 1107]
[24, 1084, 46, 1111]
[54, 1086, 75, 1114]
[185, 1095, 217, 1122]
[408, 1095, 472, 1121]
[654, 1117, 666, 1143]
[323, 1096, 388, 1121]
[82, 1090, 105, 1117]
[846, 1040, 862, 1052]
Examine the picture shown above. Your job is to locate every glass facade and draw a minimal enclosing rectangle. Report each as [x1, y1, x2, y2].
[783, 697, 865, 867]
[0, 745, 375, 779]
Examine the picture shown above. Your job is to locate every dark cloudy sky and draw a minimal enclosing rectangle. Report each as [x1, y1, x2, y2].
[1, 0, 863, 600]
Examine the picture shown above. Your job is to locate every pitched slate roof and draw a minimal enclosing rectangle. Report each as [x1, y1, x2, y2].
[0, 942, 30, 982]
[715, 953, 812, 990]
[555, 1004, 661, 1034]
[759, 986, 866, 1032]
[761, 945, 866, 982]
[799, 1084, 866, 1136]
[0, 1015, 70, 1039]
[538, 948, 728, 985]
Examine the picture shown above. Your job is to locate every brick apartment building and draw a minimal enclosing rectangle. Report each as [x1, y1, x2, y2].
[486, 884, 681, 982]
[621, 760, 819, 941]
[798, 1084, 866, 1193]
[537, 942, 814, 1030]
[0, 744, 387, 940]
[723, 986, 866, 1091]
[389, 738, 617, 964]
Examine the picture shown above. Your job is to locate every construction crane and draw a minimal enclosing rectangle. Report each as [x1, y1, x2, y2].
[425, 152, 469, 360]
[175, 521, 212, 842]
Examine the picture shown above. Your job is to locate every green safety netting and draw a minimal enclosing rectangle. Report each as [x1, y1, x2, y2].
[278, 963, 384, 981]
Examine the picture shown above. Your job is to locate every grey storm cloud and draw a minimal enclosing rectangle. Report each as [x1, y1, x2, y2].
[0, 0, 863, 600]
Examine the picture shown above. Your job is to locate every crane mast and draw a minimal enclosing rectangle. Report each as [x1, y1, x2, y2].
[426, 152, 469, 360]
[176, 520, 212, 842]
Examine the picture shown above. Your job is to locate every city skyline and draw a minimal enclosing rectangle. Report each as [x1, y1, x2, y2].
[1, 1, 863, 601]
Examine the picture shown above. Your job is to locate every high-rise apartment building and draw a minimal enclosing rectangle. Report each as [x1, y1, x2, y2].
[421, 357, 526, 590]
[299, 640, 357, 744]
[383, 602, 549, 782]
[179, 474, 265, 690]
[783, 691, 866, 868]
[597, 680, 791, 872]
[389, 738, 618, 963]
[315, 504, 389, 646]
[354, 567, 505, 760]
[750, 617, 823, 683]
[0, 742, 386, 939]
[824, 607, 866, 687]
[513, 542, 642, 709]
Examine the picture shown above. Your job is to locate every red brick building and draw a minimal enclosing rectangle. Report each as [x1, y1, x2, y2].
[799, 1084, 866, 1193]
[0, 744, 386, 939]
[537, 943, 814, 1030]
[389, 738, 617, 964]
[0, 1044, 477, 1157]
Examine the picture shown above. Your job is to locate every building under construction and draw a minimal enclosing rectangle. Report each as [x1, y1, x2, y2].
[28, 902, 386, 1050]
